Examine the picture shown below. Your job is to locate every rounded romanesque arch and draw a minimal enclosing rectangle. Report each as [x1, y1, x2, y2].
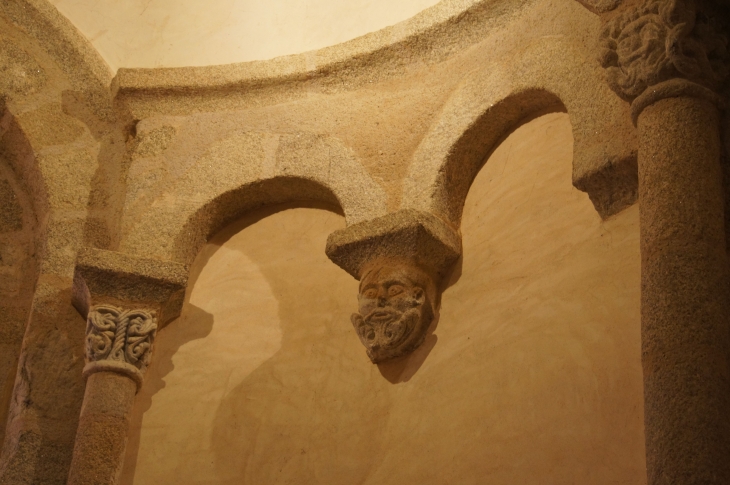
[401, 34, 639, 227]
[119, 131, 388, 265]
[0, 2, 118, 480]
[0, 111, 38, 452]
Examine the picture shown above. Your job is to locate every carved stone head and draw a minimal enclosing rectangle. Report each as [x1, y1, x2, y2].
[350, 259, 435, 363]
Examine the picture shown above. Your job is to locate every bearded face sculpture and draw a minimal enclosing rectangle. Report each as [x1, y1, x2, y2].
[350, 261, 435, 363]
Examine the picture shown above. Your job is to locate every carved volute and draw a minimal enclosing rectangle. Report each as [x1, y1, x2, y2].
[598, 0, 729, 102]
[84, 304, 158, 385]
[72, 247, 188, 388]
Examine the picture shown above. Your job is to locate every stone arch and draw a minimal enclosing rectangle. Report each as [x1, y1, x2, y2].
[172, 177, 346, 265]
[0, 111, 39, 450]
[401, 34, 638, 227]
[119, 131, 387, 265]
[0, 4, 115, 479]
[403, 87, 566, 227]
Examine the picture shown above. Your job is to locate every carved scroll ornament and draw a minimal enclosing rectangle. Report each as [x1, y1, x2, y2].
[350, 260, 435, 364]
[599, 0, 729, 100]
[85, 304, 157, 384]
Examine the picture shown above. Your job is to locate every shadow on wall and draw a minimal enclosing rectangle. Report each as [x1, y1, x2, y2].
[123, 202, 423, 484]
[208, 203, 392, 484]
[121, 303, 214, 483]
[121, 113, 646, 485]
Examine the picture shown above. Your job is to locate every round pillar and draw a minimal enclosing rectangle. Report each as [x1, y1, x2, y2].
[67, 372, 137, 485]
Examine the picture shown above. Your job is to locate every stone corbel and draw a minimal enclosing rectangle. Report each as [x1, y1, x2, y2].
[326, 209, 461, 364]
[68, 248, 188, 485]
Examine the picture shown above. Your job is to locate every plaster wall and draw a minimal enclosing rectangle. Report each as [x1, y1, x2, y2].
[48, 0, 440, 70]
[120, 113, 645, 484]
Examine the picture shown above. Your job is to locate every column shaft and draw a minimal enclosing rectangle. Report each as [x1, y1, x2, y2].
[638, 95, 730, 484]
[67, 372, 137, 485]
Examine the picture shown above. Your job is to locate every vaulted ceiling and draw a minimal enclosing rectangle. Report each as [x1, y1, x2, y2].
[48, 0, 440, 71]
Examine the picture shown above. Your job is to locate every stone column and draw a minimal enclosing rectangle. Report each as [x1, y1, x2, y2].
[326, 209, 461, 364]
[599, 1, 730, 483]
[67, 248, 188, 485]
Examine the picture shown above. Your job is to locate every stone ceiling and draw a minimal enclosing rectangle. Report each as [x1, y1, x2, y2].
[48, 0, 440, 71]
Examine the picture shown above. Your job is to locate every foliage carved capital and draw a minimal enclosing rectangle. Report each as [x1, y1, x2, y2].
[83, 304, 157, 387]
[599, 0, 729, 101]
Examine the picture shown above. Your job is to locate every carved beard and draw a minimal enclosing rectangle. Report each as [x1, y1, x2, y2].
[351, 307, 422, 363]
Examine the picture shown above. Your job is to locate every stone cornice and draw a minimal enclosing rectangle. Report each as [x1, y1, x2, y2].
[112, 0, 533, 98]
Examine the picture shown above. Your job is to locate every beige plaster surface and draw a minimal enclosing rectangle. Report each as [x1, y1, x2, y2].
[48, 0, 440, 70]
[120, 113, 645, 484]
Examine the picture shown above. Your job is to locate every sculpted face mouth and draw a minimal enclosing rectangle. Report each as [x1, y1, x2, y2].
[366, 309, 398, 323]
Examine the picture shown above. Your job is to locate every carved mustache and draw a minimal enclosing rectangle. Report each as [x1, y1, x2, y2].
[363, 307, 401, 323]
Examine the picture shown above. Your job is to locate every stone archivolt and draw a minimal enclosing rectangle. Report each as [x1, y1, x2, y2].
[599, 0, 729, 100]
[85, 304, 157, 373]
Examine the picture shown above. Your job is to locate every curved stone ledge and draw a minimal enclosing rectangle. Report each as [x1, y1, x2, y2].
[113, 0, 534, 98]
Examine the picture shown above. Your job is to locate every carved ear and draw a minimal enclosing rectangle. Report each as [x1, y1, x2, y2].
[412, 287, 425, 303]
[350, 313, 364, 328]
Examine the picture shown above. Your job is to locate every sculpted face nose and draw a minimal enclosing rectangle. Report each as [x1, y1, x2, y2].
[377, 286, 388, 306]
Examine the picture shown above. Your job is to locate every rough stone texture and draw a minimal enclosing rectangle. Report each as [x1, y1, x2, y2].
[326, 209, 461, 281]
[599, 0, 729, 102]
[66, 247, 187, 485]
[0, 276, 87, 485]
[0, 0, 702, 481]
[119, 130, 387, 264]
[0, 39, 47, 97]
[0, 155, 36, 466]
[638, 95, 730, 485]
[112, 0, 638, 226]
[0, 0, 112, 119]
[350, 259, 436, 363]
[72, 248, 189, 328]
[67, 372, 136, 485]
[0, 3, 119, 482]
[0, 180, 22, 233]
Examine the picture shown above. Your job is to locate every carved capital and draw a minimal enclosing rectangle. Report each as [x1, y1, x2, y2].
[599, 0, 729, 101]
[84, 304, 157, 387]
[72, 248, 188, 388]
[326, 210, 461, 363]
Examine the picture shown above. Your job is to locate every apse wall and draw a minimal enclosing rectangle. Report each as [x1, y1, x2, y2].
[120, 113, 645, 484]
[48, 0, 440, 69]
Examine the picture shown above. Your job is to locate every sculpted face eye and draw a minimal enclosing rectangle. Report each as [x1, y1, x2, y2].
[388, 285, 404, 297]
[363, 288, 378, 299]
